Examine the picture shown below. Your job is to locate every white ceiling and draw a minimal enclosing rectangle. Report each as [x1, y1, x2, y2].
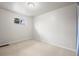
[0, 2, 75, 16]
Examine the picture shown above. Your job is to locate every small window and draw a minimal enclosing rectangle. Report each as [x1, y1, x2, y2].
[14, 18, 22, 24]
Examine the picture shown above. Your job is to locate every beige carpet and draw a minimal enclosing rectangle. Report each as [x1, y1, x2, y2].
[0, 39, 76, 56]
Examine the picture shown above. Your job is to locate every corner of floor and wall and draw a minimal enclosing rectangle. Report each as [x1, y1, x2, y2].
[32, 3, 77, 53]
[0, 8, 33, 45]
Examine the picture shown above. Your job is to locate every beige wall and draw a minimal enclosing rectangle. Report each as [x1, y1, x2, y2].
[0, 8, 32, 45]
[33, 4, 76, 51]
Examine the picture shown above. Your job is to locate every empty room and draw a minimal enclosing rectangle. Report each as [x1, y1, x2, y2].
[0, 2, 77, 56]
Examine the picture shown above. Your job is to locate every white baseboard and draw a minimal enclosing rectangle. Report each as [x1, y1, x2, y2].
[39, 39, 76, 52]
[8, 38, 32, 45]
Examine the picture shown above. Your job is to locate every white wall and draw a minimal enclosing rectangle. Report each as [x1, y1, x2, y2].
[33, 4, 76, 51]
[77, 6, 79, 55]
[0, 8, 32, 45]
